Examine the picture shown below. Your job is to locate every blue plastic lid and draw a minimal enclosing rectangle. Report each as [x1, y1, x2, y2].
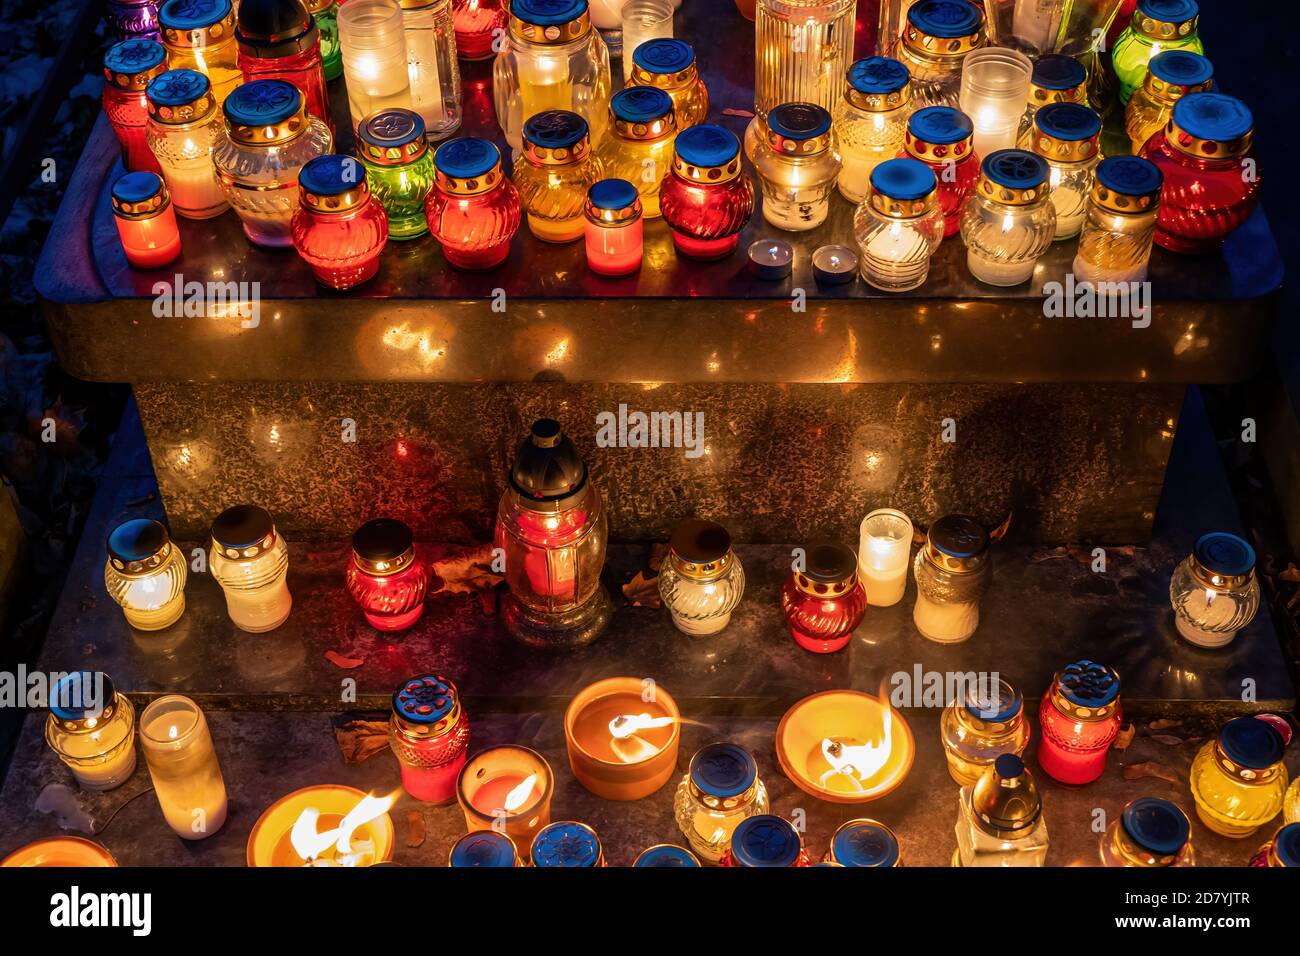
[1172, 92, 1252, 142]
[530, 822, 601, 867]
[1274, 823, 1300, 867]
[963, 678, 1022, 723]
[107, 517, 168, 564]
[587, 178, 638, 212]
[358, 108, 426, 151]
[392, 674, 457, 725]
[1095, 155, 1163, 197]
[831, 820, 900, 867]
[1031, 54, 1086, 91]
[434, 138, 501, 179]
[767, 102, 832, 141]
[223, 79, 301, 127]
[675, 123, 740, 168]
[634, 845, 700, 867]
[907, 0, 982, 38]
[1035, 102, 1102, 142]
[1193, 531, 1256, 577]
[928, 514, 988, 559]
[1219, 716, 1285, 769]
[632, 37, 694, 75]
[512, 0, 587, 27]
[1136, 0, 1198, 25]
[848, 57, 909, 96]
[870, 157, 936, 201]
[730, 815, 802, 867]
[1149, 49, 1213, 87]
[147, 68, 210, 107]
[160, 0, 232, 30]
[982, 149, 1049, 190]
[112, 170, 165, 205]
[1121, 798, 1189, 855]
[299, 155, 365, 197]
[50, 672, 114, 721]
[689, 742, 758, 799]
[1057, 660, 1120, 707]
[105, 38, 166, 75]
[523, 110, 589, 150]
[994, 753, 1025, 778]
[908, 106, 973, 145]
[449, 831, 517, 868]
[611, 87, 673, 124]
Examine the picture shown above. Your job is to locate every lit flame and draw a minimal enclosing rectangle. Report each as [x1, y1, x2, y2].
[503, 774, 538, 813]
[608, 713, 677, 764]
[289, 791, 397, 866]
[818, 706, 894, 791]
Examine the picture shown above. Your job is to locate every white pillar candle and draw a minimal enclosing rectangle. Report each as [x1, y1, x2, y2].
[959, 48, 1032, 157]
[857, 508, 912, 607]
[339, 0, 414, 132]
[140, 695, 229, 840]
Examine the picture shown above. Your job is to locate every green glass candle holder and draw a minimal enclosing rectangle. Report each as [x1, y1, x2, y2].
[357, 108, 437, 240]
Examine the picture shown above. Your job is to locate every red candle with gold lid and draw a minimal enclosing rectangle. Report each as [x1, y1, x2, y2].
[901, 105, 977, 238]
[781, 541, 867, 654]
[659, 123, 755, 261]
[1037, 660, 1122, 785]
[291, 154, 389, 289]
[425, 137, 522, 270]
[388, 674, 470, 803]
[344, 518, 427, 630]
[103, 39, 168, 174]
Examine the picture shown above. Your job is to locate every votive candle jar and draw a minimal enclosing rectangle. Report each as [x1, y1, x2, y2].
[752, 102, 842, 232]
[752, 0, 856, 123]
[530, 821, 606, 867]
[834, 56, 913, 205]
[1140, 93, 1260, 254]
[1100, 797, 1195, 866]
[634, 845, 701, 866]
[960, 148, 1055, 286]
[452, 0, 507, 60]
[1190, 716, 1289, 839]
[246, 785, 395, 866]
[854, 159, 944, 291]
[492, 0, 612, 156]
[426, 137, 522, 269]
[719, 815, 811, 867]
[235, 0, 332, 132]
[1072, 154, 1162, 286]
[513, 110, 603, 242]
[208, 503, 293, 632]
[565, 676, 680, 800]
[456, 745, 554, 846]
[826, 818, 902, 866]
[1125, 49, 1212, 154]
[1169, 532, 1260, 648]
[781, 541, 868, 654]
[1036, 660, 1122, 785]
[344, 517, 427, 630]
[595, 86, 677, 219]
[912, 514, 991, 643]
[401, 0, 463, 141]
[45, 672, 137, 791]
[658, 518, 745, 636]
[450, 831, 521, 866]
[1112, 0, 1201, 105]
[954, 754, 1048, 867]
[158, 0, 242, 105]
[1, 837, 119, 868]
[584, 178, 644, 275]
[358, 107, 437, 239]
[307, 0, 344, 80]
[104, 517, 188, 630]
[940, 677, 1030, 786]
[1249, 823, 1300, 868]
[857, 507, 912, 606]
[897, 0, 985, 110]
[212, 79, 334, 246]
[673, 742, 769, 864]
[1015, 53, 1087, 148]
[139, 694, 229, 839]
[628, 38, 707, 129]
[902, 105, 977, 238]
[107, 0, 163, 41]
[1285, 776, 1300, 825]
[959, 46, 1031, 157]
[620, 0, 673, 81]
[1030, 101, 1101, 240]
[104, 39, 168, 174]
[146, 68, 229, 218]
[980, 0, 1067, 55]
[389, 674, 471, 803]
[111, 171, 183, 268]
[338, 0, 413, 133]
[659, 123, 755, 260]
[292, 154, 389, 288]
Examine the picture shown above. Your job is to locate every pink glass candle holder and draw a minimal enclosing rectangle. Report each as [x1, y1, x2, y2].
[388, 674, 470, 803]
[452, 0, 506, 60]
[103, 39, 167, 173]
[660, 124, 755, 260]
[584, 178, 643, 276]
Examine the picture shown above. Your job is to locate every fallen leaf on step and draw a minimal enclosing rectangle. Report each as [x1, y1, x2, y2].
[430, 542, 503, 596]
[1121, 761, 1183, 786]
[406, 810, 426, 848]
[1113, 723, 1136, 751]
[1147, 717, 1183, 732]
[333, 719, 390, 764]
[1148, 734, 1188, 747]
[648, 542, 669, 573]
[721, 107, 754, 117]
[623, 570, 661, 608]
[988, 510, 1013, 542]
[325, 650, 365, 670]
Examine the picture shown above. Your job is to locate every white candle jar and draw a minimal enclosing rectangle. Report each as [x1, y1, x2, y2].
[913, 513, 991, 644]
[208, 503, 293, 632]
[1169, 532, 1260, 649]
[657, 519, 746, 637]
[673, 742, 769, 864]
[958, 45, 1031, 157]
[145, 68, 229, 219]
[1073, 155, 1163, 286]
[45, 673, 137, 792]
[852, 157, 944, 292]
[960, 148, 1055, 286]
[140, 695, 229, 839]
[857, 507, 913, 606]
[1015, 53, 1087, 148]
[751, 102, 841, 231]
[339, 0, 414, 133]
[897, 0, 986, 110]
[492, 0, 612, 157]
[834, 56, 912, 205]
[104, 517, 189, 630]
[400, 0, 462, 141]
[1029, 100, 1101, 240]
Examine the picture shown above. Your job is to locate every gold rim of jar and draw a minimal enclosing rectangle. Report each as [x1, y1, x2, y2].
[975, 173, 1049, 206]
[1142, 70, 1212, 103]
[1133, 12, 1198, 40]
[1165, 116, 1253, 160]
[688, 775, 760, 811]
[148, 90, 217, 124]
[584, 198, 642, 226]
[1212, 741, 1283, 784]
[106, 62, 168, 91]
[108, 539, 173, 575]
[868, 187, 938, 220]
[902, 24, 983, 59]
[612, 110, 676, 142]
[523, 135, 591, 166]
[952, 698, 1021, 738]
[1028, 82, 1088, 107]
[1031, 130, 1100, 164]
[225, 104, 310, 147]
[1090, 180, 1161, 215]
[399, 0, 442, 8]
[845, 82, 911, 113]
[666, 547, 735, 582]
[763, 120, 833, 156]
[629, 63, 698, 93]
[360, 138, 428, 168]
[921, 539, 987, 574]
[213, 529, 277, 561]
[436, 161, 504, 196]
[350, 542, 414, 575]
[391, 695, 463, 742]
[46, 693, 126, 735]
[904, 131, 973, 162]
[670, 154, 742, 184]
[1188, 555, 1254, 592]
[1048, 679, 1119, 722]
[111, 185, 173, 220]
[508, 10, 590, 45]
[1112, 819, 1182, 866]
[792, 568, 856, 598]
[162, 12, 236, 50]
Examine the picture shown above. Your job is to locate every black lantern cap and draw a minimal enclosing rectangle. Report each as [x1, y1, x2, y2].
[803, 541, 858, 585]
[235, 0, 319, 58]
[508, 419, 588, 504]
[669, 519, 731, 564]
[107, 517, 169, 565]
[352, 518, 414, 562]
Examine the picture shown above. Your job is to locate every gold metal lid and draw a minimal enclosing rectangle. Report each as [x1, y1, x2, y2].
[791, 541, 859, 598]
[629, 61, 698, 93]
[666, 519, 735, 582]
[1133, 4, 1198, 40]
[110, 173, 172, 219]
[1142, 67, 1212, 103]
[868, 185, 938, 219]
[921, 514, 989, 573]
[304, 0, 335, 12]
[762, 103, 834, 156]
[508, 5, 590, 45]
[349, 517, 416, 575]
[1049, 661, 1121, 722]
[146, 70, 217, 124]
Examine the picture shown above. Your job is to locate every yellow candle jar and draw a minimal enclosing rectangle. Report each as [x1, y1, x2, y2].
[1099, 797, 1196, 867]
[140, 695, 229, 839]
[513, 109, 604, 242]
[1015, 54, 1087, 149]
[627, 38, 707, 129]
[1, 837, 118, 867]
[751, 102, 841, 232]
[208, 503, 293, 632]
[1190, 716, 1290, 839]
[1073, 155, 1162, 286]
[595, 87, 677, 219]
[104, 517, 188, 631]
[834, 56, 912, 205]
[1125, 49, 1213, 154]
[158, 0, 242, 105]
[897, 0, 985, 111]
[44, 672, 137, 792]
[673, 742, 770, 864]
[1029, 101, 1102, 241]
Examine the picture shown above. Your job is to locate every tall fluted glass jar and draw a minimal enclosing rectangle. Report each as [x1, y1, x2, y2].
[960, 148, 1055, 286]
[1073, 155, 1162, 285]
[674, 743, 769, 864]
[853, 156, 943, 292]
[425, 137, 522, 269]
[1029, 101, 1101, 240]
[1190, 716, 1289, 839]
[1112, 0, 1201, 105]
[834, 56, 912, 204]
[912, 513, 991, 642]
[358, 108, 438, 239]
[1125, 48, 1212, 154]
[1015, 53, 1086, 148]
[493, 0, 612, 156]
[158, 0, 242, 104]
[146, 68, 229, 218]
[595, 87, 676, 218]
[208, 504, 293, 632]
[45, 673, 138, 791]
[104, 517, 189, 631]
[339, 0, 414, 133]
[896, 0, 985, 110]
[104, 39, 168, 174]
[628, 38, 707, 129]
[401, 0, 463, 141]
[1100, 797, 1195, 866]
[751, 102, 841, 231]
[940, 677, 1030, 786]
[513, 110, 603, 242]
[1169, 531, 1260, 649]
[657, 519, 745, 637]
[139, 695, 228, 839]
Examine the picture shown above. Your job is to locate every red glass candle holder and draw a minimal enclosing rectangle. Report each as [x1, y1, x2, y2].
[388, 674, 470, 804]
[1140, 92, 1260, 253]
[584, 178, 643, 276]
[235, 0, 333, 134]
[719, 815, 812, 867]
[1037, 660, 1122, 786]
[103, 39, 167, 174]
[111, 171, 182, 269]
[902, 106, 978, 238]
[291, 154, 388, 289]
[452, 0, 506, 61]
[659, 124, 755, 261]
[426, 137, 522, 270]
[345, 518, 427, 631]
[780, 541, 868, 654]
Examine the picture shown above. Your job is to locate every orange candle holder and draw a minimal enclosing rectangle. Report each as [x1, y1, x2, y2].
[246, 784, 396, 867]
[564, 677, 681, 801]
[456, 745, 554, 847]
[1, 836, 118, 867]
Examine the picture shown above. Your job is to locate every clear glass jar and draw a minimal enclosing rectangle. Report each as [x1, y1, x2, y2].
[1015, 53, 1087, 149]
[1125, 48, 1212, 154]
[158, 0, 242, 104]
[752, 0, 855, 121]
[389, 674, 470, 803]
[401, 0, 462, 141]
[584, 178, 644, 276]
[139, 695, 228, 839]
[902, 105, 977, 238]
[104, 38, 168, 174]
[104, 517, 189, 631]
[954, 755, 1048, 867]
[853, 156, 944, 292]
[1169, 532, 1261, 649]
[912, 514, 991, 644]
[513, 110, 604, 242]
[659, 124, 755, 260]
[940, 677, 1029, 786]
[357, 107, 438, 239]
[673, 743, 769, 863]
[45, 673, 138, 792]
[781, 541, 867, 654]
[980, 0, 1068, 55]
[212, 79, 334, 246]
[1037, 660, 1122, 785]
[834, 56, 912, 205]
[426, 137, 522, 269]
[146, 68, 229, 218]
[339, 0, 413, 133]
[492, 0, 612, 156]
[657, 519, 745, 637]
[896, 0, 985, 110]
[960, 148, 1055, 286]
[627, 37, 708, 129]
[1029, 101, 1101, 240]
[1112, 0, 1202, 105]
[235, 0, 332, 131]
[1073, 155, 1162, 285]
[1100, 798, 1196, 866]
[595, 86, 677, 219]
[1191, 716, 1290, 839]
[208, 503, 293, 632]
[959, 45, 1032, 156]
[306, 0, 343, 80]
[751, 102, 841, 232]
[292, 154, 390, 289]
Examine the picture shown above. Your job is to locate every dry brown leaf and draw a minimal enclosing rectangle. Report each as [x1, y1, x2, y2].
[623, 570, 661, 608]
[406, 809, 426, 848]
[430, 542, 503, 595]
[1028, 546, 1069, 563]
[988, 510, 1013, 542]
[1147, 717, 1183, 732]
[648, 542, 669, 573]
[476, 588, 497, 616]
[721, 107, 754, 117]
[1122, 761, 1184, 785]
[1278, 563, 1300, 583]
[333, 719, 390, 764]
[1113, 723, 1136, 751]
[912, 525, 928, 546]
[1148, 734, 1187, 747]
[324, 649, 365, 670]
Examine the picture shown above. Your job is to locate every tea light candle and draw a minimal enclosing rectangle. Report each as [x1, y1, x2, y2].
[857, 508, 912, 607]
[747, 238, 793, 280]
[0, 837, 118, 867]
[247, 784, 396, 866]
[812, 244, 857, 285]
[564, 677, 681, 800]
[456, 745, 554, 846]
[139, 695, 229, 839]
